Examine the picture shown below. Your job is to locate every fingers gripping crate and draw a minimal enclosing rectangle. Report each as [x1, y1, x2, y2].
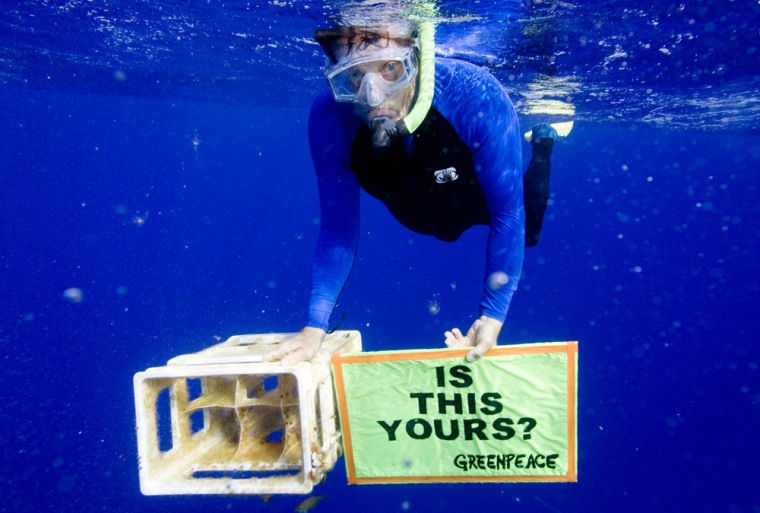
[133, 331, 362, 495]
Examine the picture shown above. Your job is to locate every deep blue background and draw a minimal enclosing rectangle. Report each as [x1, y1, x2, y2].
[1, 80, 759, 513]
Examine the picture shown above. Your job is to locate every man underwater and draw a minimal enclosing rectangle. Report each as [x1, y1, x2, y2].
[265, 23, 558, 364]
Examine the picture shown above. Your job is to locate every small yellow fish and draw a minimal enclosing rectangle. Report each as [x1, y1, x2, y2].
[295, 495, 328, 512]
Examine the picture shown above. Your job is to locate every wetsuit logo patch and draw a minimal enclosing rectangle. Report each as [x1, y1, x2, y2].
[434, 167, 459, 183]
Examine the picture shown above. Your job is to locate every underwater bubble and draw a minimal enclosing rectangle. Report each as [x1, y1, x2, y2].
[427, 300, 441, 315]
[488, 272, 510, 290]
[62, 287, 83, 304]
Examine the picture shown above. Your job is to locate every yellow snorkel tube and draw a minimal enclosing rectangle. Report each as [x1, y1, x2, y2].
[400, 21, 435, 136]
[371, 21, 435, 148]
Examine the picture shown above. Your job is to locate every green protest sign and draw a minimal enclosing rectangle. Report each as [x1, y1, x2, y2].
[331, 342, 578, 484]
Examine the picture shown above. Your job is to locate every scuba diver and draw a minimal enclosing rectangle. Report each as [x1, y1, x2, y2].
[264, 21, 559, 365]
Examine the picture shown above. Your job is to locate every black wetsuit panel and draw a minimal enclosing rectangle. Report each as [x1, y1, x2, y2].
[349, 108, 489, 242]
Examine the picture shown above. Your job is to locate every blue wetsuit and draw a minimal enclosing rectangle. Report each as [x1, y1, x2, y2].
[307, 58, 524, 331]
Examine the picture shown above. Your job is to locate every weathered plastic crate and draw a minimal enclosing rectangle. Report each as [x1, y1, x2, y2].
[133, 330, 361, 495]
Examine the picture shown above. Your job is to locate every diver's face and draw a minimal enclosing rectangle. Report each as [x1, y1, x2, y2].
[334, 38, 417, 125]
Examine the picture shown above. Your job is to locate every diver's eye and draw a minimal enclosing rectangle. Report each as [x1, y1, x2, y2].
[381, 61, 404, 82]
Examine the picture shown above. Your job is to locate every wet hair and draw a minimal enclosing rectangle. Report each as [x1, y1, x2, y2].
[314, 26, 416, 64]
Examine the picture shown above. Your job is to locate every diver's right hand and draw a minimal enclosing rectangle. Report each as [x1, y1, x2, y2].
[263, 327, 326, 365]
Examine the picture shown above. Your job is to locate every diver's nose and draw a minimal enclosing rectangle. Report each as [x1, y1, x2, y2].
[360, 74, 385, 107]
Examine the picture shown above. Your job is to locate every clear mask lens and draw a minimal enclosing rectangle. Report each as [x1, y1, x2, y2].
[325, 47, 417, 104]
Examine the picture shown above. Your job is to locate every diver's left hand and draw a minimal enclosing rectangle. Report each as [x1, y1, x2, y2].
[444, 315, 503, 362]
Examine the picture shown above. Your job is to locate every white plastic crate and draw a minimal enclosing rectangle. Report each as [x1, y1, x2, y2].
[133, 330, 362, 495]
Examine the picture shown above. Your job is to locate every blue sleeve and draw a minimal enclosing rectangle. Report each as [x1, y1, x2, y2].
[306, 91, 362, 331]
[433, 59, 525, 323]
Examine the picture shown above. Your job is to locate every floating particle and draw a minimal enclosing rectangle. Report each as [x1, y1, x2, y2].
[62, 287, 83, 304]
[132, 211, 148, 226]
[427, 300, 441, 315]
[295, 495, 328, 512]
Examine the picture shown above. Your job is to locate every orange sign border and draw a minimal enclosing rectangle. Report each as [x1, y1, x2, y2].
[331, 342, 578, 484]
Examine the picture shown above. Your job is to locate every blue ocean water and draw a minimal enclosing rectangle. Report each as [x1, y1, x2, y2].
[1, 1, 759, 512]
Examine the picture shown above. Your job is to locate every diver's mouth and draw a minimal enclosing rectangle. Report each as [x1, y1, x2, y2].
[367, 109, 398, 122]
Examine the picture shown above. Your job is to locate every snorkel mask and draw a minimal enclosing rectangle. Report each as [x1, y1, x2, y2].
[317, 22, 435, 149]
[325, 46, 418, 107]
